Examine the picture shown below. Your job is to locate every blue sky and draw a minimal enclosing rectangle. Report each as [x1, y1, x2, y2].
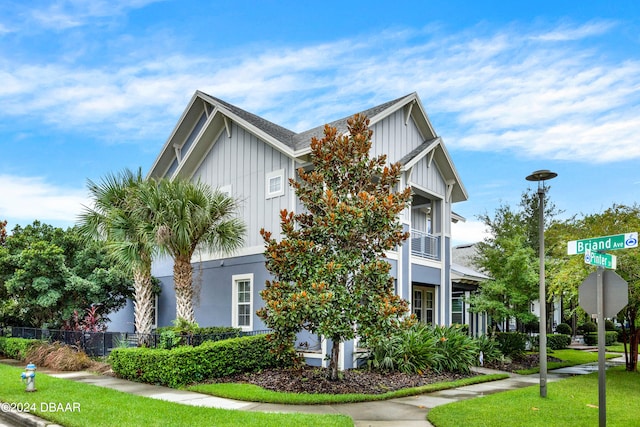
[1, 0, 639, 245]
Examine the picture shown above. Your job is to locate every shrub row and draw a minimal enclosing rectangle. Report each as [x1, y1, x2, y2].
[109, 334, 287, 387]
[583, 331, 618, 346]
[546, 334, 571, 350]
[0, 337, 38, 360]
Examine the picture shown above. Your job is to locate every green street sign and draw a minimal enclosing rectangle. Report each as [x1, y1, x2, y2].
[567, 232, 638, 255]
[584, 250, 617, 269]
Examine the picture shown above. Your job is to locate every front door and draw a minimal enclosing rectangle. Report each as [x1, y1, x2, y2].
[412, 287, 434, 324]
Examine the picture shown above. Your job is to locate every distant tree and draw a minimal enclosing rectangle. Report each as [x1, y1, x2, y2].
[258, 114, 412, 380]
[139, 179, 246, 323]
[469, 205, 538, 332]
[78, 168, 158, 338]
[547, 204, 640, 371]
[0, 222, 132, 328]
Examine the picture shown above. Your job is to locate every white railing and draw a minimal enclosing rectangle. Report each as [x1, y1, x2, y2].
[410, 229, 440, 260]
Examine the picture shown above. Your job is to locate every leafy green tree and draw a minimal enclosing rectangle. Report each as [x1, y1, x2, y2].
[469, 204, 538, 332]
[78, 168, 158, 338]
[547, 204, 640, 371]
[258, 114, 412, 380]
[0, 221, 132, 328]
[139, 178, 246, 323]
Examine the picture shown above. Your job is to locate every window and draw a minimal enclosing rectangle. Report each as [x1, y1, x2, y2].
[232, 274, 253, 330]
[452, 294, 463, 325]
[266, 169, 285, 198]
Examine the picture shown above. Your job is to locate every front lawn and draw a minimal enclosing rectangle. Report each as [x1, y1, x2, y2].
[513, 349, 619, 375]
[188, 373, 508, 404]
[0, 364, 351, 427]
[427, 367, 640, 427]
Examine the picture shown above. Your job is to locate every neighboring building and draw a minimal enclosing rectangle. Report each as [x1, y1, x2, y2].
[452, 242, 561, 334]
[109, 91, 471, 368]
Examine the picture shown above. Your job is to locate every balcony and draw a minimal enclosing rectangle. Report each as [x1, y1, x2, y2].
[410, 229, 440, 260]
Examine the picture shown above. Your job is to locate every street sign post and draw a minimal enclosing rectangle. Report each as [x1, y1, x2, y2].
[570, 232, 636, 427]
[568, 232, 638, 255]
[584, 250, 617, 269]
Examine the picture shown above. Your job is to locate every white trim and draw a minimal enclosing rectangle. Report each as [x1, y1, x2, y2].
[266, 168, 285, 199]
[231, 273, 253, 331]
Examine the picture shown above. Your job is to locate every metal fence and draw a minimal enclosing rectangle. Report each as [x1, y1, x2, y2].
[4, 326, 270, 357]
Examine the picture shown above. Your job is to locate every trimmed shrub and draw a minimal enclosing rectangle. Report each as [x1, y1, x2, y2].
[546, 334, 571, 350]
[0, 337, 39, 360]
[109, 334, 287, 387]
[555, 323, 572, 336]
[495, 332, 528, 359]
[604, 320, 616, 331]
[579, 321, 597, 334]
[583, 331, 618, 346]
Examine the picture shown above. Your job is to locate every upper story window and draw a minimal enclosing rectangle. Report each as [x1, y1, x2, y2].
[266, 169, 285, 199]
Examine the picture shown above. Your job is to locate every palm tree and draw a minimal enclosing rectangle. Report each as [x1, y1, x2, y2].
[140, 178, 246, 323]
[77, 168, 157, 340]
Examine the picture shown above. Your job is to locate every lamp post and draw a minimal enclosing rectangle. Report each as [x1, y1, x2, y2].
[526, 169, 557, 398]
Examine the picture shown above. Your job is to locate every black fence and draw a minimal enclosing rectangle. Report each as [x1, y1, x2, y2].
[3, 326, 270, 358]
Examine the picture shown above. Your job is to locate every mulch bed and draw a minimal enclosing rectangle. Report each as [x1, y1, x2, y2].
[484, 353, 562, 373]
[212, 366, 477, 395]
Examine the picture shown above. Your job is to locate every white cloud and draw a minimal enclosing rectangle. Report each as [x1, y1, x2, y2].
[0, 20, 639, 163]
[0, 175, 88, 227]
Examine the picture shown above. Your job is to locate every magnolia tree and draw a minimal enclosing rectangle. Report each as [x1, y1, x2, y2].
[258, 114, 412, 380]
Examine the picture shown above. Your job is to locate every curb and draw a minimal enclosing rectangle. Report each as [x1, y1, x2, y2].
[0, 407, 62, 427]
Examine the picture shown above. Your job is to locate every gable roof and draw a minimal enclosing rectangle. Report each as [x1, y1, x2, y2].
[148, 91, 467, 203]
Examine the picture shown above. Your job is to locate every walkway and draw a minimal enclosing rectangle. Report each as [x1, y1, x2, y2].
[0, 356, 626, 427]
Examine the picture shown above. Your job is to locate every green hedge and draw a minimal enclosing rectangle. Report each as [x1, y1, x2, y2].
[109, 334, 287, 387]
[0, 337, 39, 360]
[583, 331, 618, 346]
[546, 334, 571, 350]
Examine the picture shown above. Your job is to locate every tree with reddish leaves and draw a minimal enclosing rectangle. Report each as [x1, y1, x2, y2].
[259, 114, 412, 380]
[0, 220, 7, 246]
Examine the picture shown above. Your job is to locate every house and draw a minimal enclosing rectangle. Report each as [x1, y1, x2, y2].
[109, 91, 473, 368]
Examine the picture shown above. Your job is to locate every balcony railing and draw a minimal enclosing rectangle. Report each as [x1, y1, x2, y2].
[410, 229, 440, 260]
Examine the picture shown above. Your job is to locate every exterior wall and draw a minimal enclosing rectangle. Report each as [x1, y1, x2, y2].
[410, 157, 447, 198]
[370, 109, 425, 162]
[153, 253, 270, 330]
[192, 120, 291, 248]
[106, 300, 135, 333]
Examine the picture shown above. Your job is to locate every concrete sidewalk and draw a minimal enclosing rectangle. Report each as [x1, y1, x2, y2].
[0, 356, 626, 427]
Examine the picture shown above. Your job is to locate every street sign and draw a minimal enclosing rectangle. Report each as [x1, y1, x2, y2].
[578, 269, 628, 317]
[567, 232, 638, 255]
[584, 250, 617, 269]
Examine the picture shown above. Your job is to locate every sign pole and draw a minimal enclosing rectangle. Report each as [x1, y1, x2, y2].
[596, 266, 606, 427]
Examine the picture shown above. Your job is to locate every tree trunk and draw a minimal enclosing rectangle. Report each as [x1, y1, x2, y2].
[133, 268, 154, 346]
[629, 328, 639, 372]
[174, 256, 195, 323]
[328, 339, 340, 381]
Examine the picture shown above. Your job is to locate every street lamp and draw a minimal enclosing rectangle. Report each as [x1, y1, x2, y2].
[526, 169, 557, 398]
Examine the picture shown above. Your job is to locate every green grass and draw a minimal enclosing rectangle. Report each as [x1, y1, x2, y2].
[187, 373, 508, 404]
[0, 364, 351, 427]
[514, 349, 619, 375]
[606, 342, 639, 353]
[428, 367, 640, 427]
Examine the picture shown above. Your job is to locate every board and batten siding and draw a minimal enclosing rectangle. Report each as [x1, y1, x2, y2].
[410, 155, 447, 197]
[369, 109, 425, 163]
[193, 120, 291, 249]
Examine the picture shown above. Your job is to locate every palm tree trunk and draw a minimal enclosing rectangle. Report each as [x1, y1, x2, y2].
[174, 256, 195, 323]
[133, 269, 154, 345]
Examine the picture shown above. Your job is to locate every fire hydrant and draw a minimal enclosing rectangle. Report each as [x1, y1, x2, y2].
[21, 363, 36, 392]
